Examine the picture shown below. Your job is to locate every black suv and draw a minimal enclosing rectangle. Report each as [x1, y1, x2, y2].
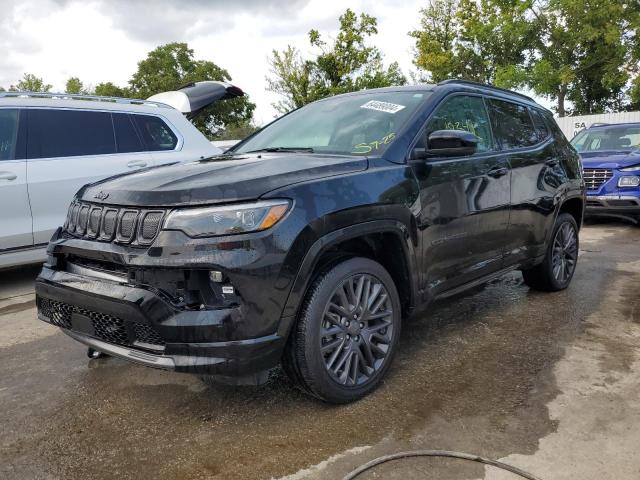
[36, 80, 585, 403]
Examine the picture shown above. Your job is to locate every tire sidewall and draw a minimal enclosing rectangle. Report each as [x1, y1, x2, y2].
[545, 213, 579, 290]
[301, 257, 402, 403]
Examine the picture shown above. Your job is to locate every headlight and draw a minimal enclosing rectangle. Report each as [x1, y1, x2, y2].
[164, 200, 291, 237]
[618, 176, 640, 187]
[619, 164, 640, 172]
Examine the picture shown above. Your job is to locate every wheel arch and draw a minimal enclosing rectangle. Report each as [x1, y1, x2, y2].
[279, 220, 419, 339]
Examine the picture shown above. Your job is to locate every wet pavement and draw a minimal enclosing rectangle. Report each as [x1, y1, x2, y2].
[1, 221, 639, 480]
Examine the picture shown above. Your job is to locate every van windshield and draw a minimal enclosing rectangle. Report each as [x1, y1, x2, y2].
[571, 125, 640, 152]
[233, 91, 430, 156]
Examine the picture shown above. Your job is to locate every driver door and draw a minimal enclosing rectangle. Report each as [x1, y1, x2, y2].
[412, 94, 511, 295]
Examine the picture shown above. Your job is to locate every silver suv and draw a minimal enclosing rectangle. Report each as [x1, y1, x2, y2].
[0, 82, 243, 268]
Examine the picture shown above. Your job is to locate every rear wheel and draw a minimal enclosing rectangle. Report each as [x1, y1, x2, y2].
[283, 257, 401, 403]
[522, 212, 579, 291]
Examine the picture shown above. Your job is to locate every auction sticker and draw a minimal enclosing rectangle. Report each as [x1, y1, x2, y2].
[360, 100, 406, 114]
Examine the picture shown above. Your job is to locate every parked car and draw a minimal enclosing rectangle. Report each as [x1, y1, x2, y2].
[35, 80, 585, 403]
[0, 81, 244, 268]
[571, 122, 640, 222]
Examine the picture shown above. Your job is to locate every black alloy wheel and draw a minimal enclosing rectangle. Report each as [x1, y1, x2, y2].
[283, 257, 401, 403]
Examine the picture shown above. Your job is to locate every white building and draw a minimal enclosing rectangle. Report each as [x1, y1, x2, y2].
[555, 111, 640, 140]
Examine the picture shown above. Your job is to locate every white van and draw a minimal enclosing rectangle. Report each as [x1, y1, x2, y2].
[0, 81, 244, 268]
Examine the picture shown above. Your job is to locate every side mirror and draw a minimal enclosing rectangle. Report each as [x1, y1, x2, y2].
[426, 130, 479, 158]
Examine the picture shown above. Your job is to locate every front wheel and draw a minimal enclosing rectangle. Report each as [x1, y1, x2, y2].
[283, 257, 401, 403]
[522, 212, 579, 291]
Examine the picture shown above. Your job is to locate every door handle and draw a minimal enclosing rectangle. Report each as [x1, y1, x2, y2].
[545, 158, 559, 167]
[0, 172, 17, 181]
[486, 166, 508, 178]
[127, 160, 147, 168]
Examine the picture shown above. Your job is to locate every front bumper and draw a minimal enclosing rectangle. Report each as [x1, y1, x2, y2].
[36, 265, 286, 378]
[585, 195, 640, 216]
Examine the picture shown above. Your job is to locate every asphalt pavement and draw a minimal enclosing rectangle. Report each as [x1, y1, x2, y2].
[1, 221, 639, 480]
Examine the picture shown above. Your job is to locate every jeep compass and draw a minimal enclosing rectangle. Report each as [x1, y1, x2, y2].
[36, 80, 585, 403]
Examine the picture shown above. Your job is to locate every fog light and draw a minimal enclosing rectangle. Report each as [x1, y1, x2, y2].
[618, 176, 640, 187]
[209, 270, 223, 282]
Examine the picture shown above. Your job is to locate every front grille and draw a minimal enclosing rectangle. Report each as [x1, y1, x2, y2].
[64, 201, 165, 246]
[87, 207, 102, 238]
[583, 168, 613, 190]
[117, 210, 139, 242]
[38, 297, 165, 349]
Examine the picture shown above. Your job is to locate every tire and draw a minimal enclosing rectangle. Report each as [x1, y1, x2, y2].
[522, 213, 579, 291]
[283, 257, 402, 403]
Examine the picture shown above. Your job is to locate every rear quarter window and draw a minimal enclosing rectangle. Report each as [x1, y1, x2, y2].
[132, 115, 178, 151]
[529, 108, 550, 142]
[27, 109, 116, 159]
[487, 99, 538, 149]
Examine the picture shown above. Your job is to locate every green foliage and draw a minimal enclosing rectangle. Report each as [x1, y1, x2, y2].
[94, 82, 130, 98]
[65, 77, 90, 95]
[411, 0, 640, 116]
[128, 42, 255, 136]
[267, 9, 407, 114]
[9, 73, 52, 92]
[213, 121, 260, 141]
[409, 0, 533, 87]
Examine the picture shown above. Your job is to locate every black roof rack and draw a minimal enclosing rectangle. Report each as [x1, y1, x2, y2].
[437, 79, 535, 103]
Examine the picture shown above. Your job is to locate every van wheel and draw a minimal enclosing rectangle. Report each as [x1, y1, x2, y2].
[522, 213, 579, 291]
[283, 257, 401, 403]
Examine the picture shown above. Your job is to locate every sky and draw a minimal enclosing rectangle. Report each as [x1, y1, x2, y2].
[0, 0, 550, 124]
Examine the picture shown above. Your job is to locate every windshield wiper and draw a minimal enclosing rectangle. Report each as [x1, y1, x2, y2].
[245, 147, 315, 153]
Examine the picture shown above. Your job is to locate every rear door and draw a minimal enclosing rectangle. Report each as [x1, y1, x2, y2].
[0, 108, 32, 250]
[26, 109, 153, 244]
[486, 99, 557, 265]
[415, 94, 511, 294]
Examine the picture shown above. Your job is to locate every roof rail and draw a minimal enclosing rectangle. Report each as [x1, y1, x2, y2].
[590, 122, 610, 127]
[437, 79, 535, 103]
[0, 91, 171, 108]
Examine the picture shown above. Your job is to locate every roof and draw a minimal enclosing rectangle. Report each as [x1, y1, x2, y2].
[0, 91, 174, 113]
[585, 121, 640, 130]
[314, 80, 544, 110]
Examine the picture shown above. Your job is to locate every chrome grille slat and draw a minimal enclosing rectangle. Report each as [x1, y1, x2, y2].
[64, 202, 165, 245]
[583, 168, 613, 190]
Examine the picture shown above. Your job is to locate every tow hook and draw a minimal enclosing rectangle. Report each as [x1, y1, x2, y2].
[87, 347, 109, 359]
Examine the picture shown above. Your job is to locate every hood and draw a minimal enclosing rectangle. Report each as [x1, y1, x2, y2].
[79, 153, 367, 207]
[579, 149, 640, 169]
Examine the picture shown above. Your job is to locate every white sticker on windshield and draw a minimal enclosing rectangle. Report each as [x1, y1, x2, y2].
[360, 100, 406, 114]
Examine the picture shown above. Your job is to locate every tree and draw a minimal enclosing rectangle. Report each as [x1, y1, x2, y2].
[267, 46, 315, 113]
[128, 42, 255, 137]
[529, 0, 635, 116]
[411, 0, 639, 116]
[9, 73, 52, 92]
[410, 0, 533, 86]
[213, 120, 260, 141]
[94, 82, 130, 98]
[65, 77, 90, 95]
[267, 9, 407, 114]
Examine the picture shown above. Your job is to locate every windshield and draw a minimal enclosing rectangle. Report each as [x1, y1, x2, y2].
[233, 91, 430, 156]
[571, 125, 640, 152]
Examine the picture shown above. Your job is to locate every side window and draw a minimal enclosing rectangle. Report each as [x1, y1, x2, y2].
[424, 95, 494, 153]
[530, 108, 550, 142]
[487, 99, 537, 149]
[27, 109, 116, 159]
[132, 115, 178, 151]
[0, 109, 20, 160]
[112, 113, 144, 153]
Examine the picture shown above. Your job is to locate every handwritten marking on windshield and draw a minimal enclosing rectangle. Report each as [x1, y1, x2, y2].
[352, 133, 396, 155]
